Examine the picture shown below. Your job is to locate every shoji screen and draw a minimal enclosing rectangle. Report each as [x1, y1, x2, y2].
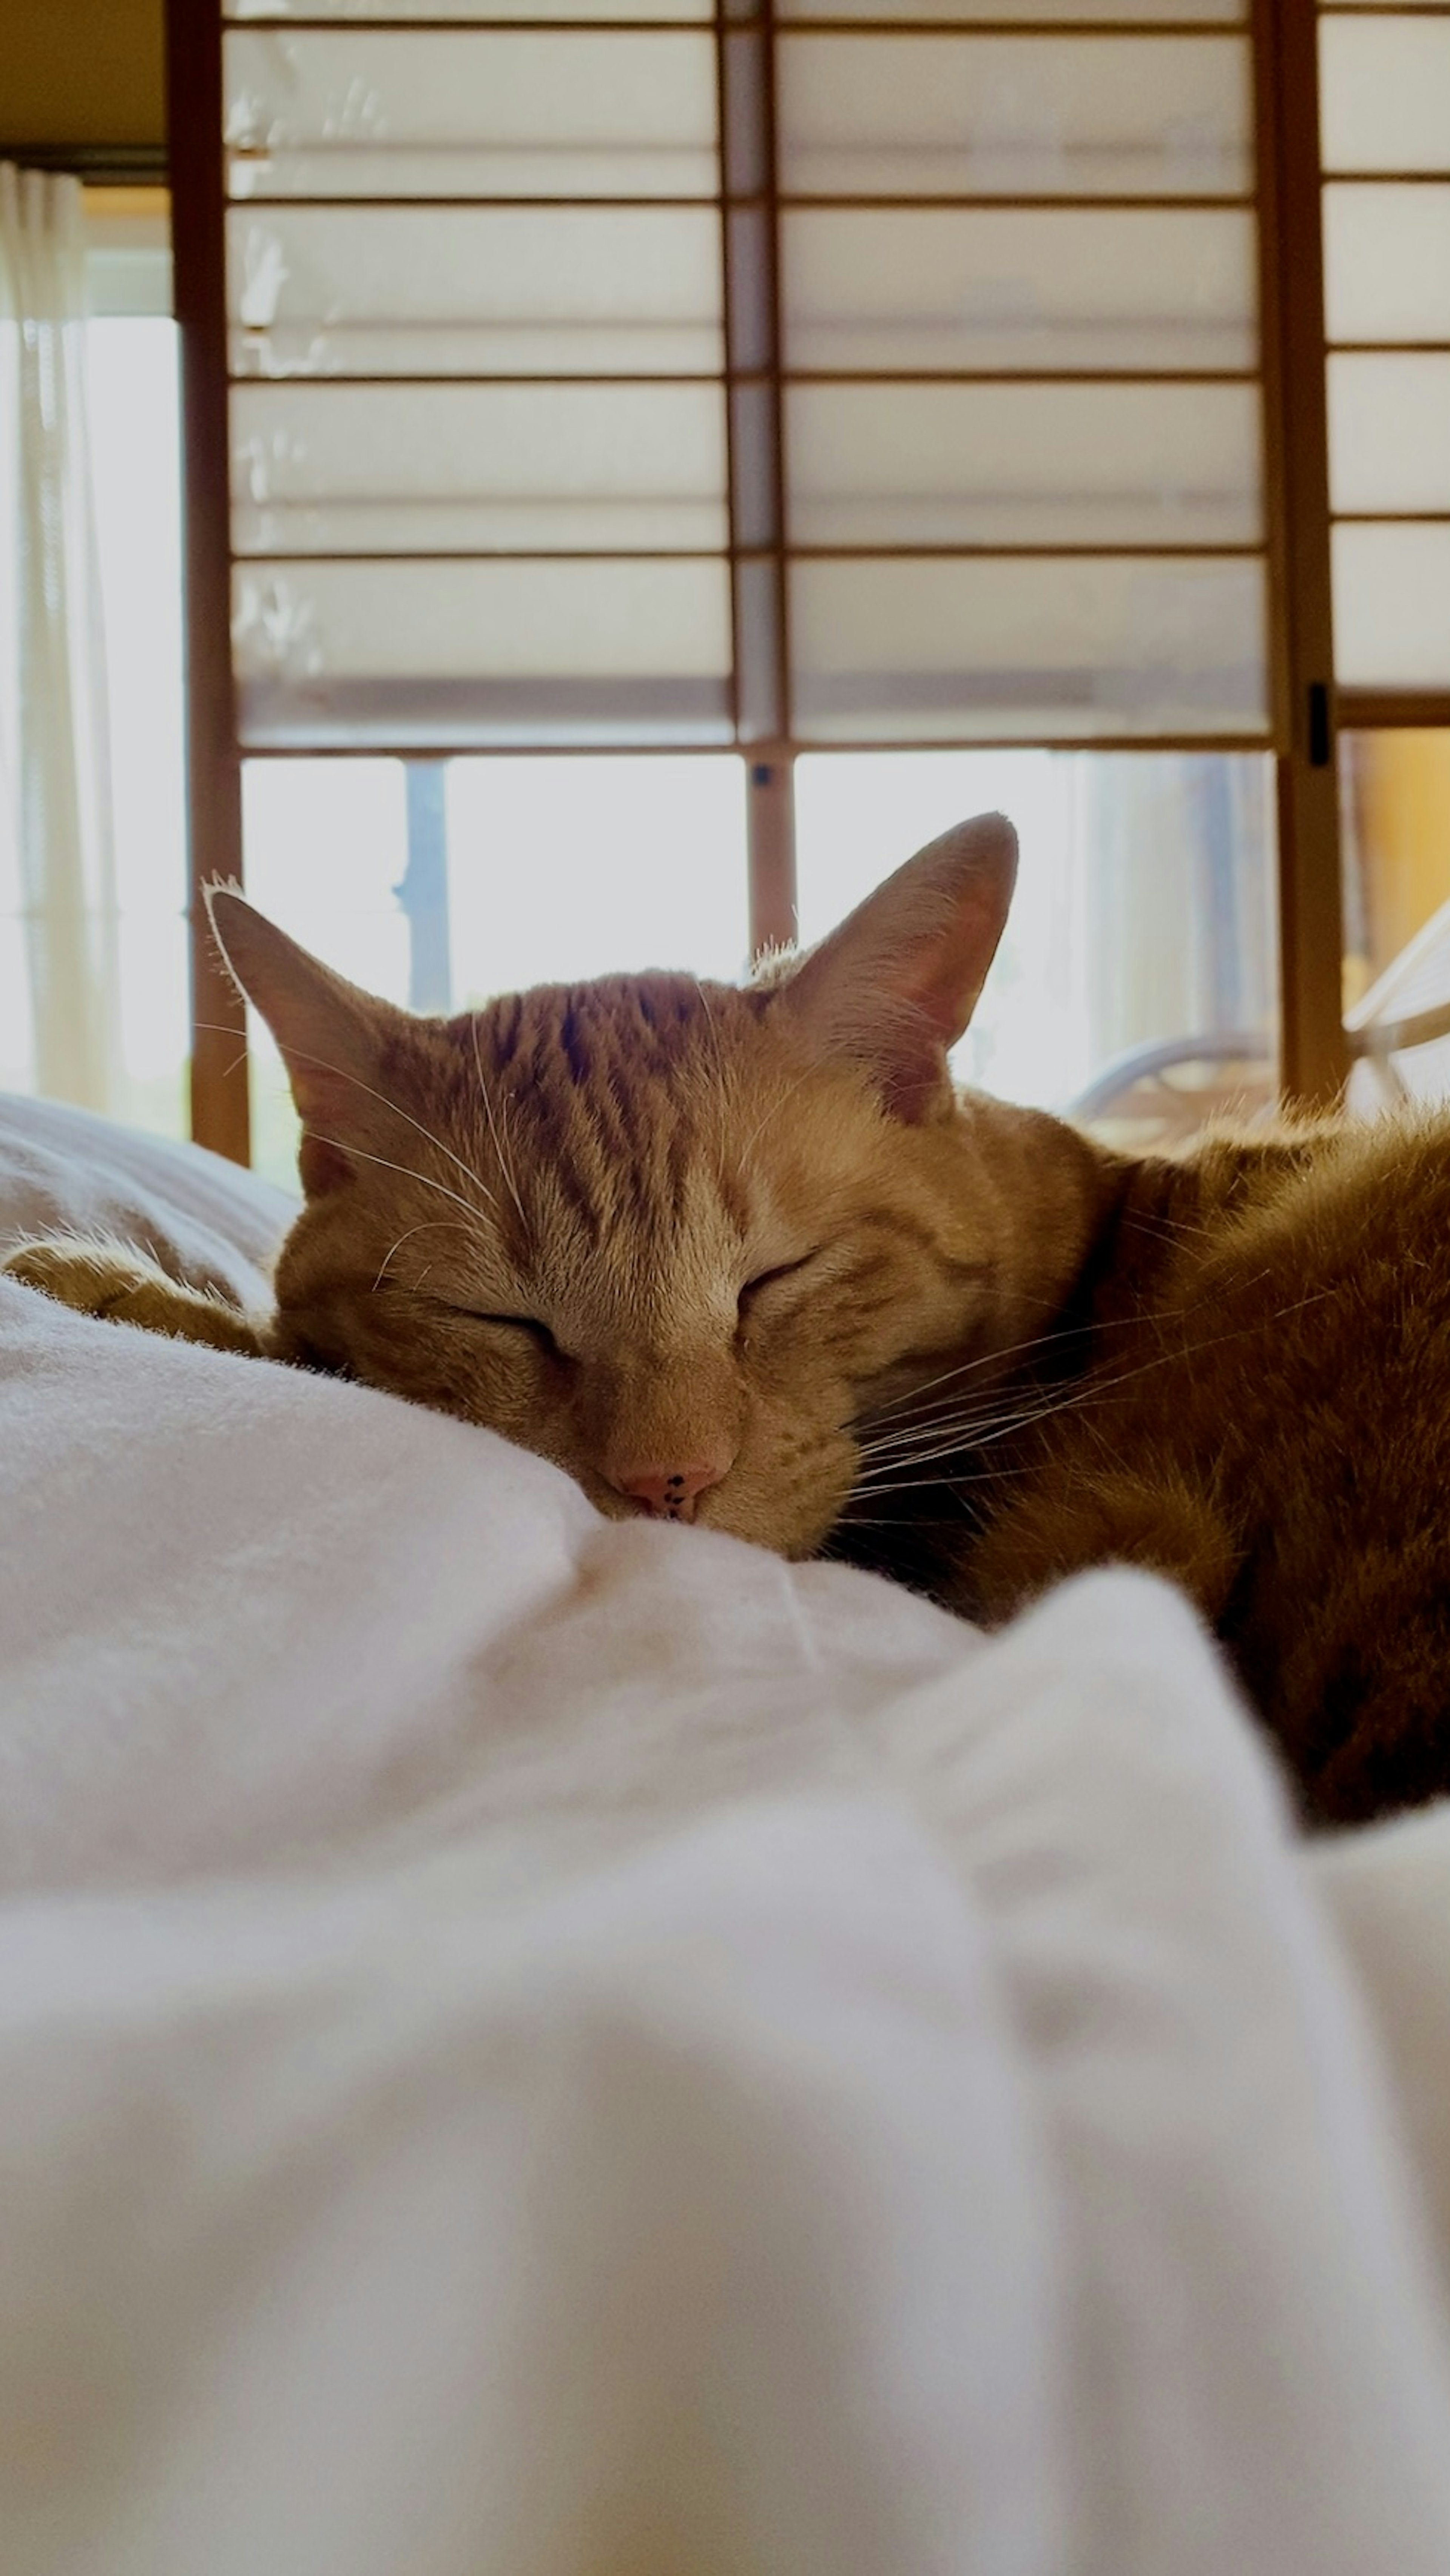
[222, 5, 733, 747]
[1320, 0, 1450, 704]
[177, 0, 1354, 1156]
[775, 9, 1270, 745]
[216, 0, 1274, 753]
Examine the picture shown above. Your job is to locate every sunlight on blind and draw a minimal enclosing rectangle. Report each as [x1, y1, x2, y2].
[1321, 6, 1450, 692]
[221, 0, 1271, 749]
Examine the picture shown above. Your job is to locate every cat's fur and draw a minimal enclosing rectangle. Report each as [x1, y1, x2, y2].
[10, 812, 1450, 1825]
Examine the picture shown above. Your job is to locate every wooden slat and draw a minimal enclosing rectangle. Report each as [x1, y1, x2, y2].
[1339, 689, 1450, 729]
[167, 0, 251, 1163]
[236, 541, 1270, 561]
[241, 728, 1276, 756]
[225, 369, 1266, 386]
[228, 189, 1258, 206]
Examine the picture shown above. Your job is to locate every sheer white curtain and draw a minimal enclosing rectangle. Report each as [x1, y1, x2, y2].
[0, 163, 122, 1114]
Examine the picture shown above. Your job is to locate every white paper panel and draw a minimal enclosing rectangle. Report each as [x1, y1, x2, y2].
[782, 207, 1258, 372]
[1323, 185, 1450, 344]
[233, 560, 734, 746]
[787, 382, 1262, 545]
[1328, 356, 1450, 514]
[1319, 18, 1450, 174]
[226, 207, 723, 377]
[790, 555, 1267, 738]
[776, 34, 1252, 199]
[231, 382, 728, 554]
[1333, 525, 1450, 686]
[224, 29, 718, 200]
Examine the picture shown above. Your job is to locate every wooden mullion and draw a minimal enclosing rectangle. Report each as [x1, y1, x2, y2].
[167, 0, 251, 1164]
[716, 0, 797, 952]
[1254, 0, 1348, 1107]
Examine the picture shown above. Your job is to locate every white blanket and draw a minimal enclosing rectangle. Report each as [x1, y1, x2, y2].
[3, 1097, 1450, 2576]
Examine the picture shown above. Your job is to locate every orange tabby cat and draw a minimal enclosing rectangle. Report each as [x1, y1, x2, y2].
[9, 812, 1450, 1824]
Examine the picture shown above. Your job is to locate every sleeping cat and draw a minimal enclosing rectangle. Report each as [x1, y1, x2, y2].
[9, 811, 1450, 1825]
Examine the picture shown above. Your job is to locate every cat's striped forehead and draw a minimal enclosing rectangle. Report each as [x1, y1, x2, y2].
[415, 973, 780, 1253]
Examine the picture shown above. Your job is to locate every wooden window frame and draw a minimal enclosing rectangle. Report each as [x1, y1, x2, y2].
[167, 0, 1385, 1161]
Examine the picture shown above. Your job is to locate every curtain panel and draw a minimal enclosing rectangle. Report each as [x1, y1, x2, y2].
[0, 163, 122, 1115]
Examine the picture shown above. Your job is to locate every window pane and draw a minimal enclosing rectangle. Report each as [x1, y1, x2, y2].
[776, 34, 1253, 199]
[1328, 354, 1450, 515]
[1319, 18, 1450, 174]
[1333, 525, 1450, 688]
[1323, 184, 1450, 344]
[790, 556, 1268, 740]
[796, 748, 1276, 1136]
[239, 752, 747, 1182]
[786, 381, 1262, 546]
[242, 759, 412, 1185]
[224, 29, 719, 199]
[1342, 732, 1450, 1115]
[782, 206, 1259, 373]
[233, 559, 735, 747]
[447, 755, 747, 996]
[231, 384, 729, 555]
[226, 206, 724, 380]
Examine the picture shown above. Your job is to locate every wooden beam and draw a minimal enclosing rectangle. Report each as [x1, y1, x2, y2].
[1254, 0, 1350, 1109]
[166, 0, 250, 1164]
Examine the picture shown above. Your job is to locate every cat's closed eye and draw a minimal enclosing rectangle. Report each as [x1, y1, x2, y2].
[738, 1252, 822, 1314]
[456, 1309, 565, 1359]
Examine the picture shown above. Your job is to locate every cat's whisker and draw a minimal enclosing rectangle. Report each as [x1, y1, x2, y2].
[855, 1284, 1345, 1496]
[370, 1219, 472, 1295]
[853, 1402, 1040, 1466]
[855, 1311, 1135, 1428]
[305, 1135, 497, 1231]
[858, 1261, 1312, 1448]
[469, 1013, 529, 1234]
[285, 1045, 501, 1216]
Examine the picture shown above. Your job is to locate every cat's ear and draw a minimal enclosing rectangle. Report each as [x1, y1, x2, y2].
[207, 886, 407, 1194]
[777, 811, 1017, 1122]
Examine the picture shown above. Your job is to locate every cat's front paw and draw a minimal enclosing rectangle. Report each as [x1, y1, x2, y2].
[3, 1239, 151, 1319]
[2, 1239, 264, 1354]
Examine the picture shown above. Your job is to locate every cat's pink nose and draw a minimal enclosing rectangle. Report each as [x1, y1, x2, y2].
[611, 1459, 729, 1523]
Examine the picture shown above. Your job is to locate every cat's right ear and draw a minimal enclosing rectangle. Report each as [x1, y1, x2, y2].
[776, 811, 1018, 1122]
[206, 886, 407, 1194]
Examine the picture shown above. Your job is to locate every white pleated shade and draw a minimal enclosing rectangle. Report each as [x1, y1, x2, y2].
[790, 556, 1266, 740]
[216, 11, 1273, 746]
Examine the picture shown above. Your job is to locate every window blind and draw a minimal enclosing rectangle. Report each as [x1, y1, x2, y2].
[219, 0, 1275, 749]
[1320, 0, 1450, 696]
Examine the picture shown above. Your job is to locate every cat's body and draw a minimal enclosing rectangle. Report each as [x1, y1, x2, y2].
[10, 813, 1450, 1825]
[838, 1115, 1450, 1825]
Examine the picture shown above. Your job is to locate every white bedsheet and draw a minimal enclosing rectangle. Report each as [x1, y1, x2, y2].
[3, 1097, 1450, 2576]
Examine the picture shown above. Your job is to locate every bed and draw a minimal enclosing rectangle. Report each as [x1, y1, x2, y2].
[3, 1092, 1450, 2576]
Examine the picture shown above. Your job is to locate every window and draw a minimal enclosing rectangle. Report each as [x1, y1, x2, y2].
[14, 3, 1438, 1165]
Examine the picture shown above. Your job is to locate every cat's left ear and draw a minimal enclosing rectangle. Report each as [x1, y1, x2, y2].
[777, 811, 1017, 1122]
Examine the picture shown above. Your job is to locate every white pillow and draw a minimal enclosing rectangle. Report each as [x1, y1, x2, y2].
[0, 1093, 296, 1306]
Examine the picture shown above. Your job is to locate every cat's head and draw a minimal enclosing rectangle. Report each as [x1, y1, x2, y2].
[210, 813, 1099, 1557]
